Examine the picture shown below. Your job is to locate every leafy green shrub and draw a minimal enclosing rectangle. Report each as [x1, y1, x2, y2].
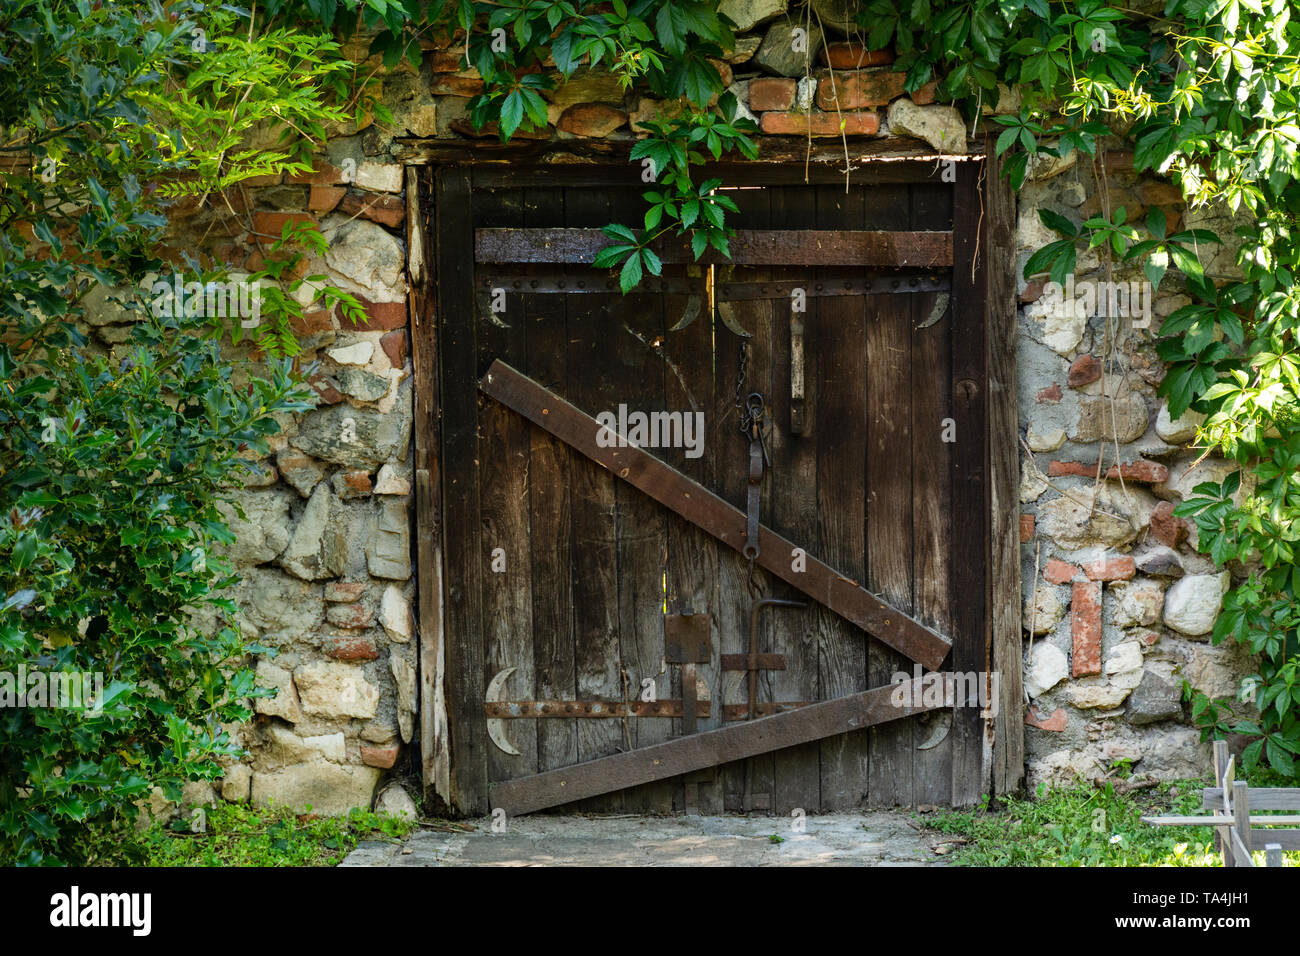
[0, 1, 343, 864]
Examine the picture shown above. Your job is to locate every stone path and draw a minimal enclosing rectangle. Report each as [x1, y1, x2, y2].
[341, 812, 950, 866]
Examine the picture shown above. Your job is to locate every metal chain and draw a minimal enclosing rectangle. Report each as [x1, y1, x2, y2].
[733, 336, 750, 431]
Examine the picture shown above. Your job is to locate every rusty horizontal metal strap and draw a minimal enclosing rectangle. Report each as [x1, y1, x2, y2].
[720, 653, 787, 670]
[718, 274, 950, 300]
[490, 678, 940, 814]
[475, 228, 953, 267]
[486, 700, 709, 718]
[478, 360, 952, 670]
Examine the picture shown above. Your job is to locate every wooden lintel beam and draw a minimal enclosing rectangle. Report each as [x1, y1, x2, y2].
[490, 678, 942, 814]
[479, 360, 952, 670]
[475, 228, 953, 268]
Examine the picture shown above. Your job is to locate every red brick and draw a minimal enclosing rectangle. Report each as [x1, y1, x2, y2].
[1083, 555, 1136, 581]
[1048, 460, 1099, 478]
[309, 374, 344, 405]
[429, 49, 469, 72]
[380, 329, 408, 368]
[324, 633, 379, 661]
[249, 211, 317, 243]
[910, 80, 939, 105]
[760, 111, 879, 136]
[816, 70, 907, 110]
[1136, 629, 1161, 647]
[433, 72, 485, 96]
[338, 470, 373, 498]
[1044, 558, 1078, 585]
[326, 602, 374, 629]
[749, 77, 796, 112]
[339, 190, 406, 228]
[1149, 500, 1189, 548]
[361, 744, 400, 769]
[1067, 353, 1101, 387]
[822, 42, 895, 69]
[337, 298, 407, 331]
[1025, 704, 1068, 731]
[557, 103, 628, 137]
[1037, 383, 1062, 403]
[292, 309, 333, 336]
[288, 161, 344, 186]
[1136, 180, 1183, 205]
[1020, 279, 1046, 304]
[1105, 461, 1169, 484]
[309, 185, 346, 213]
[1020, 514, 1035, 543]
[1071, 581, 1102, 677]
[324, 581, 367, 603]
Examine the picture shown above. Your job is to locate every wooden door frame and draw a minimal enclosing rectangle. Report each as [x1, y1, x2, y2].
[407, 138, 1022, 815]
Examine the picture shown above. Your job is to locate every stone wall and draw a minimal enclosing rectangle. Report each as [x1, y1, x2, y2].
[129, 1, 1244, 814]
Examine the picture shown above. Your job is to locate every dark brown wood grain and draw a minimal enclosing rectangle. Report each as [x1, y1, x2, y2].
[479, 360, 953, 671]
[950, 158, 991, 807]
[490, 678, 946, 815]
[476, 228, 954, 268]
[436, 166, 490, 814]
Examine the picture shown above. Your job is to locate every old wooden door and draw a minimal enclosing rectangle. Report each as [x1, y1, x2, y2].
[426, 159, 1005, 816]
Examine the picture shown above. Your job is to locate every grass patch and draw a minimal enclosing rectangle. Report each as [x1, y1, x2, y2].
[926, 771, 1300, 866]
[123, 803, 418, 867]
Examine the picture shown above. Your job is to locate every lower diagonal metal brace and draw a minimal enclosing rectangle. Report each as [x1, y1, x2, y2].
[490, 677, 941, 815]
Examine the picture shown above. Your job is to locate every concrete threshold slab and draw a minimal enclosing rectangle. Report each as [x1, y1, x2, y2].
[341, 812, 948, 867]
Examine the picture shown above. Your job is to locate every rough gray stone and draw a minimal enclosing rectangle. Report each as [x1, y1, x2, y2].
[718, 0, 787, 32]
[291, 378, 412, 468]
[1127, 671, 1182, 725]
[279, 484, 337, 581]
[277, 450, 327, 498]
[240, 568, 324, 645]
[321, 216, 406, 303]
[295, 661, 380, 719]
[368, 498, 412, 580]
[221, 764, 253, 802]
[391, 654, 417, 743]
[217, 489, 294, 566]
[375, 784, 420, 821]
[379, 584, 414, 643]
[1071, 392, 1150, 443]
[1164, 572, 1229, 636]
[886, 100, 966, 154]
[1109, 580, 1164, 628]
[753, 21, 823, 76]
[1023, 585, 1064, 635]
[1134, 545, 1184, 578]
[254, 659, 303, 723]
[1037, 490, 1139, 549]
[809, 0, 856, 33]
[337, 367, 391, 402]
[251, 762, 381, 815]
[1155, 401, 1204, 444]
[1024, 642, 1068, 698]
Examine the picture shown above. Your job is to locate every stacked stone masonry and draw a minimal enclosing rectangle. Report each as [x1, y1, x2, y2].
[117, 1, 1246, 814]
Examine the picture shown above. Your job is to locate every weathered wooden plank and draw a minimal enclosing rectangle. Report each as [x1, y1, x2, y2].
[806, 183, 865, 811]
[437, 166, 489, 814]
[949, 158, 991, 808]
[478, 360, 953, 670]
[490, 678, 945, 815]
[522, 187, 579, 777]
[477, 187, 538, 786]
[984, 137, 1024, 799]
[1202, 787, 1300, 810]
[761, 184, 822, 815]
[866, 228, 916, 807]
[1144, 816, 1300, 827]
[411, 167, 451, 807]
[661, 277, 724, 813]
[909, 182, 955, 806]
[476, 228, 953, 267]
[562, 185, 627, 812]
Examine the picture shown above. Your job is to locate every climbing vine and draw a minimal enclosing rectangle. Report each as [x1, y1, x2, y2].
[270, 0, 1300, 775]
